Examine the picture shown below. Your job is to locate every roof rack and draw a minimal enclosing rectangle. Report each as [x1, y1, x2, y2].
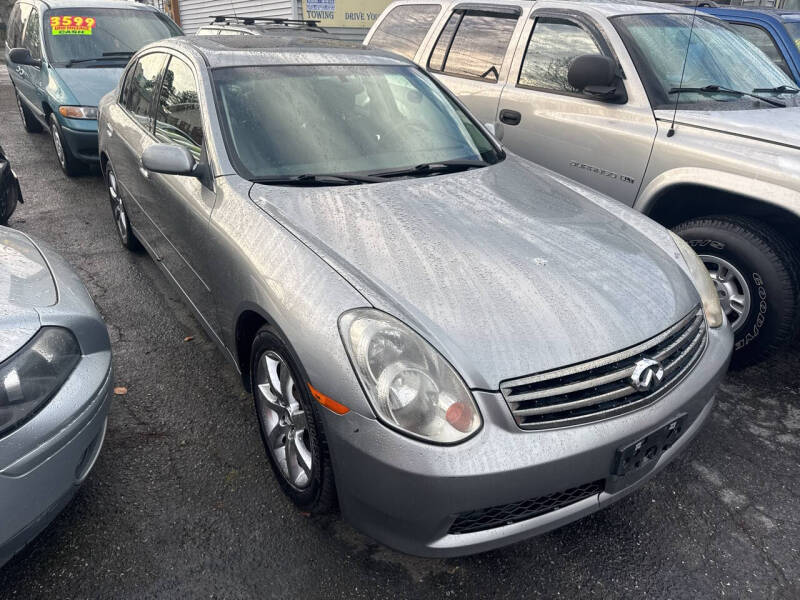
[210, 15, 328, 32]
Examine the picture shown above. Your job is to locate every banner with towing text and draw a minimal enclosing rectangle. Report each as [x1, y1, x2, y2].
[302, 0, 392, 28]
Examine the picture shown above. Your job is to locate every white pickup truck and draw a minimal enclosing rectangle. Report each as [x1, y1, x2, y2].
[366, 0, 800, 366]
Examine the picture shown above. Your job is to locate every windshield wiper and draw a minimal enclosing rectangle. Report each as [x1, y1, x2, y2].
[668, 85, 785, 108]
[251, 172, 384, 186]
[66, 52, 134, 67]
[369, 159, 490, 179]
[752, 85, 799, 95]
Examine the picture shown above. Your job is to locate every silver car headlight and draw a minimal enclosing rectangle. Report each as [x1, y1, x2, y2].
[339, 309, 481, 444]
[670, 232, 724, 328]
[0, 327, 81, 437]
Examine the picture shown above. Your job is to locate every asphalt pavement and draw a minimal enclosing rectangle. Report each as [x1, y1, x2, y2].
[0, 71, 798, 599]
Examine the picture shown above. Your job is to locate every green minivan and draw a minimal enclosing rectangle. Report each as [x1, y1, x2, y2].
[5, 0, 181, 175]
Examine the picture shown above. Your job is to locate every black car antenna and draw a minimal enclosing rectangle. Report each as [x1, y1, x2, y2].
[667, 1, 701, 138]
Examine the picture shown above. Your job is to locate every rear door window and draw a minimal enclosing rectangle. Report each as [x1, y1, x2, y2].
[368, 4, 441, 60]
[729, 22, 792, 77]
[428, 10, 518, 82]
[155, 57, 203, 159]
[518, 17, 603, 93]
[122, 52, 167, 130]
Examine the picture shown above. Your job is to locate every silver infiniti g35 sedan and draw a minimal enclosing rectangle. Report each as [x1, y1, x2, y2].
[0, 226, 112, 566]
[98, 34, 733, 557]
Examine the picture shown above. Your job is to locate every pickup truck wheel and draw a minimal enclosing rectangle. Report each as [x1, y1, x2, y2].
[251, 327, 337, 513]
[14, 88, 43, 133]
[674, 216, 800, 367]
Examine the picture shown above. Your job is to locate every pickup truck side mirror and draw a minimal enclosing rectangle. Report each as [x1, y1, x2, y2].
[141, 144, 197, 177]
[568, 54, 626, 103]
[9, 47, 42, 68]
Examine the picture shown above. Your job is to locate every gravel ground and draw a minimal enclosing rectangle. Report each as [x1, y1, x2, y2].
[0, 69, 798, 599]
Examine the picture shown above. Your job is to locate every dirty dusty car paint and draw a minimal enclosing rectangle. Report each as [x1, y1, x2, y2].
[0, 226, 112, 567]
[98, 35, 732, 557]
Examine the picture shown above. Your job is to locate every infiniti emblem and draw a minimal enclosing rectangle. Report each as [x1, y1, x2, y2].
[630, 358, 665, 393]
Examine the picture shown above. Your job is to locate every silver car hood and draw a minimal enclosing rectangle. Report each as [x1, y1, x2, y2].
[0, 228, 56, 362]
[656, 106, 800, 151]
[250, 157, 698, 389]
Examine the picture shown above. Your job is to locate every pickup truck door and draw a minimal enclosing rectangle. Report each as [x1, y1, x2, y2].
[423, 4, 526, 125]
[497, 10, 657, 206]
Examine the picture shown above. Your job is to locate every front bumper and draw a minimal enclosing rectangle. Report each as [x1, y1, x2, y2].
[0, 352, 112, 567]
[60, 122, 99, 164]
[324, 325, 732, 557]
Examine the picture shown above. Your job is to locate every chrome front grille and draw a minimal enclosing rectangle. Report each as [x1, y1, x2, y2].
[501, 307, 707, 429]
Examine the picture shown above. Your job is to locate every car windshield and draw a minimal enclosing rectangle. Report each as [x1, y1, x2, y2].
[613, 13, 797, 110]
[212, 64, 502, 181]
[44, 8, 182, 67]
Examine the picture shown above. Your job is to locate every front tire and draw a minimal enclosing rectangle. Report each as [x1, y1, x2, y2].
[674, 216, 800, 367]
[14, 88, 43, 133]
[104, 162, 141, 251]
[251, 328, 336, 513]
[48, 113, 83, 176]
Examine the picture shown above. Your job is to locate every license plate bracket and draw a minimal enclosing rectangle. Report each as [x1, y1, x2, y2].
[611, 414, 688, 480]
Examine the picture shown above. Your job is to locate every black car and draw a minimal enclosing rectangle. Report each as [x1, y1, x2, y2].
[0, 144, 23, 225]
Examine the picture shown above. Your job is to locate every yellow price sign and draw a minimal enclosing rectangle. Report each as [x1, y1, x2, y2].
[50, 16, 97, 36]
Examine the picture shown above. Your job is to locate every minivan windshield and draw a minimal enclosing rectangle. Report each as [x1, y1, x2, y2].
[212, 64, 502, 182]
[613, 14, 798, 110]
[44, 8, 182, 67]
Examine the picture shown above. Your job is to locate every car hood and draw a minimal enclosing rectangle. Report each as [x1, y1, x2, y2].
[249, 157, 699, 390]
[51, 66, 125, 107]
[0, 228, 56, 362]
[657, 105, 800, 151]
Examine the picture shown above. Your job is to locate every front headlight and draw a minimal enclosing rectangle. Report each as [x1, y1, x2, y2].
[670, 232, 724, 328]
[0, 327, 81, 437]
[58, 106, 98, 120]
[339, 309, 481, 444]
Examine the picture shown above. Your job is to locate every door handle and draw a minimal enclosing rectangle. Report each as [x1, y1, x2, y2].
[499, 109, 522, 126]
[139, 166, 150, 179]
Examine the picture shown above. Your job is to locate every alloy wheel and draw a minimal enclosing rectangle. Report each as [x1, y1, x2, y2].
[700, 254, 751, 332]
[51, 122, 66, 168]
[255, 350, 313, 490]
[107, 167, 129, 243]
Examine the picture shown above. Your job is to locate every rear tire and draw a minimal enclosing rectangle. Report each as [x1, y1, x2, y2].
[14, 88, 43, 133]
[48, 113, 83, 177]
[251, 327, 337, 513]
[674, 216, 800, 367]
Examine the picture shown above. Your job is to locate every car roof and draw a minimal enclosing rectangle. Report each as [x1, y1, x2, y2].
[159, 34, 409, 68]
[41, 0, 158, 10]
[702, 6, 800, 23]
[388, 0, 695, 18]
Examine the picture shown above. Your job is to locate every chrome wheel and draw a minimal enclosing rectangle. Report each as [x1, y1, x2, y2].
[107, 167, 128, 242]
[700, 254, 751, 332]
[255, 351, 312, 490]
[51, 122, 66, 168]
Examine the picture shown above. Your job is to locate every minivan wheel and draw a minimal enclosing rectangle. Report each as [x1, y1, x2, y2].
[674, 216, 800, 367]
[15, 89, 43, 133]
[48, 113, 82, 176]
[105, 163, 141, 251]
[251, 328, 336, 513]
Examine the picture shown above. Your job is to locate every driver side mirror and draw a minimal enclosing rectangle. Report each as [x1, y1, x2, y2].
[9, 47, 41, 68]
[567, 54, 626, 103]
[141, 144, 197, 177]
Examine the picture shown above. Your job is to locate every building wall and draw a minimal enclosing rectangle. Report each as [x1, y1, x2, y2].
[178, 0, 296, 34]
